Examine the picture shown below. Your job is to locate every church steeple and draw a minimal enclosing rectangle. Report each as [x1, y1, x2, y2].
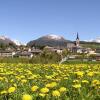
[76, 32, 79, 40]
[76, 32, 80, 47]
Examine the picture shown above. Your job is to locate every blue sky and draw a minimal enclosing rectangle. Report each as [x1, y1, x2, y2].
[0, 0, 100, 43]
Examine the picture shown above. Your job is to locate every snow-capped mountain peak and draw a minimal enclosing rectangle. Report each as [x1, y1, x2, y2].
[84, 37, 100, 43]
[13, 40, 22, 46]
[46, 34, 63, 40]
[93, 37, 100, 43]
[0, 35, 26, 46]
[13, 40, 26, 46]
[0, 36, 8, 40]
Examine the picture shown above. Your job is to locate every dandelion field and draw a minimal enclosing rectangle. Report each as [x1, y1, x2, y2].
[0, 63, 100, 100]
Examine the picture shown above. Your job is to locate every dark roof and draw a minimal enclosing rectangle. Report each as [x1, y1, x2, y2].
[15, 52, 32, 56]
[95, 53, 100, 56]
[96, 48, 100, 53]
[72, 46, 83, 49]
[30, 49, 42, 53]
[0, 50, 13, 53]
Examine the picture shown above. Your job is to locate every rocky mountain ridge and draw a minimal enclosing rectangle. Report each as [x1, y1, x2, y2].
[0, 34, 100, 48]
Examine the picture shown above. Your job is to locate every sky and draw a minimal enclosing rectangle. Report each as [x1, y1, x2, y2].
[0, 0, 100, 43]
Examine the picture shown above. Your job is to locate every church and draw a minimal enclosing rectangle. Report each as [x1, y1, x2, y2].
[71, 32, 85, 53]
[75, 32, 80, 47]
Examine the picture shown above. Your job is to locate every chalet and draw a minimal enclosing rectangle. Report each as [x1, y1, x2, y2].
[0, 50, 15, 57]
[95, 53, 100, 61]
[87, 48, 96, 55]
[30, 49, 42, 55]
[67, 42, 74, 48]
[14, 51, 33, 58]
[96, 48, 100, 53]
[14, 48, 42, 58]
[44, 46, 63, 53]
[44, 46, 55, 51]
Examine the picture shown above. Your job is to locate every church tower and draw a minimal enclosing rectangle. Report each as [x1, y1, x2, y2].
[76, 32, 80, 47]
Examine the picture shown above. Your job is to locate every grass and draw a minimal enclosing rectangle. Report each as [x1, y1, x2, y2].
[0, 63, 99, 100]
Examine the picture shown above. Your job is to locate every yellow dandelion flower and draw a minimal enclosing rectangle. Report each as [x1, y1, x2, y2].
[50, 82, 57, 87]
[92, 80, 100, 86]
[75, 71, 84, 77]
[1, 90, 7, 95]
[21, 79, 27, 83]
[72, 84, 81, 89]
[40, 87, 49, 93]
[0, 77, 4, 81]
[45, 75, 52, 79]
[82, 80, 89, 84]
[8, 87, 16, 93]
[45, 84, 51, 88]
[46, 82, 57, 88]
[73, 80, 79, 83]
[10, 79, 14, 82]
[52, 90, 60, 97]
[31, 86, 39, 92]
[39, 93, 46, 97]
[64, 77, 68, 80]
[13, 83, 17, 87]
[59, 87, 67, 92]
[22, 94, 32, 100]
[20, 75, 25, 79]
[87, 72, 94, 77]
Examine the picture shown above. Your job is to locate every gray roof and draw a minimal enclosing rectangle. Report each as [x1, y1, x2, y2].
[30, 49, 42, 53]
[95, 53, 100, 56]
[0, 50, 13, 53]
[15, 52, 32, 56]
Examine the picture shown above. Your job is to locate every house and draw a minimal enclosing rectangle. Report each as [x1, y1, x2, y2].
[96, 48, 100, 53]
[95, 53, 100, 61]
[14, 48, 42, 58]
[30, 49, 42, 55]
[44, 46, 63, 54]
[0, 50, 15, 57]
[72, 46, 85, 54]
[88, 49, 96, 55]
[14, 51, 33, 58]
[44, 46, 55, 51]
[67, 42, 74, 48]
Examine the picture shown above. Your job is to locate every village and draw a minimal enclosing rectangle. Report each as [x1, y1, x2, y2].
[0, 33, 100, 62]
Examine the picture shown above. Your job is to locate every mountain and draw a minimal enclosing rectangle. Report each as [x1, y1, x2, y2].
[92, 37, 100, 43]
[13, 40, 22, 46]
[0, 36, 15, 45]
[13, 40, 26, 46]
[84, 37, 100, 43]
[80, 41, 100, 49]
[27, 34, 73, 48]
[43, 34, 64, 40]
